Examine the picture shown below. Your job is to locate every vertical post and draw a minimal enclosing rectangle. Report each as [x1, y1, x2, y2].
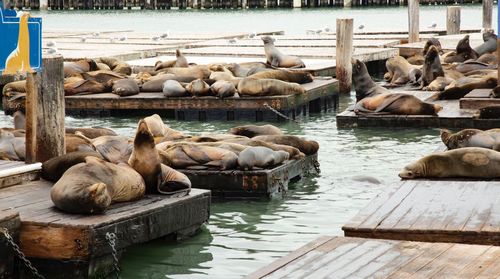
[483, 0, 492, 30]
[497, 0, 500, 86]
[25, 55, 66, 163]
[343, 0, 351, 6]
[336, 18, 354, 94]
[39, 0, 48, 9]
[408, 0, 419, 43]
[293, 0, 300, 7]
[446, 6, 461, 35]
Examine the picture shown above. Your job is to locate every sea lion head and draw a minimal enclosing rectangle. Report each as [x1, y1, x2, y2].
[398, 161, 424, 179]
[423, 38, 442, 55]
[175, 49, 183, 58]
[351, 58, 368, 78]
[261, 36, 276, 45]
[440, 129, 452, 147]
[294, 71, 314, 83]
[425, 45, 439, 64]
[457, 35, 472, 53]
[134, 119, 156, 149]
[482, 29, 496, 41]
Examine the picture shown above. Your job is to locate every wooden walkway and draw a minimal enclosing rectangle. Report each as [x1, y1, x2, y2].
[460, 89, 497, 110]
[342, 180, 500, 246]
[181, 153, 318, 198]
[187, 38, 401, 48]
[395, 33, 484, 57]
[0, 180, 211, 278]
[0, 160, 41, 189]
[247, 236, 500, 279]
[59, 79, 338, 120]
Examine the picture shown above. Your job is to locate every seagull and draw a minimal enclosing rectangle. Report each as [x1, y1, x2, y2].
[160, 31, 170, 39]
[428, 22, 437, 29]
[228, 37, 238, 44]
[47, 48, 58, 54]
[323, 26, 331, 33]
[151, 36, 160, 41]
[118, 36, 127, 42]
[92, 32, 100, 37]
[46, 41, 56, 47]
[358, 24, 365, 30]
[80, 37, 87, 43]
[248, 31, 257, 38]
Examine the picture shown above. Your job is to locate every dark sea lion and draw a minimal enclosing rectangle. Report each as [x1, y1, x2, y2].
[112, 79, 140, 97]
[247, 69, 313, 84]
[444, 35, 479, 63]
[228, 124, 283, 138]
[238, 78, 305, 96]
[406, 38, 443, 66]
[97, 57, 132, 76]
[354, 93, 442, 116]
[186, 79, 211, 97]
[163, 80, 188, 97]
[65, 127, 117, 139]
[420, 45, 444, 87]
[66, 133, 95, 153]
[50, 156, 145, 214]
[63, 59, 98, 78]
[262, 36, 305, 68]
[474, 30, 497, 56]
[237, 146, 289, 170]
[476, 105, 500, 119]
[455, 60, 496, 74]
[13, 110, 25, 130]
[41, 151, 103, 182]
[352, 59, 390, 102]
[440, 129, 500, 150]
[128, 119, 162, 193]
[210, 80, 236, 98]
[399, 147, 500, 179]
[434, 76, 497, 100]
[384, 56, 421, 85]
[159, 144, 238, 170]
[64, 77, 107, 96]
[252, 135, 319, 155]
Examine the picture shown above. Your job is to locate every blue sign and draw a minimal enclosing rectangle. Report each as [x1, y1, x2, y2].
[0, 1, 42, 75]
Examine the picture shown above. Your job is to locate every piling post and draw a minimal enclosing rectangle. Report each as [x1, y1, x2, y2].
[446, 6, 461, 35]
[293, 0, 300, 7]
[25, 55, 66, 163]
[39, 0, 48, 9]
[336, 18, 354, 94]
[343, 0, 350, 6]
[407, 0, 419, 43]
[482, 0, 492, 29]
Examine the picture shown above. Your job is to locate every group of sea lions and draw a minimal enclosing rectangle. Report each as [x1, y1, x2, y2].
[399, 128, 500, 179]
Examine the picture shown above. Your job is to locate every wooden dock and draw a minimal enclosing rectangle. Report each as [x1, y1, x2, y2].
[180, 153, 318, 199]
[0, 180, 211, 278]
[186, 38, 401, 48]
[460, 89, 498, 110]
[0, 160, 41, 189]
[247, 236, 500, 279]
[342, 179, 500, 246]
[395, 33, 484, 57]
[57, 79, 338, 121]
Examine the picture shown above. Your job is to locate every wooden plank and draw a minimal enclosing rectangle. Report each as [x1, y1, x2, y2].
[186, 38, 399, 48]
[0, 210, 21, 279]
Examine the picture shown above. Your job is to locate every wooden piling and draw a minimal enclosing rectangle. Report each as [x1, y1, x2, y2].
[25, 56, 66, 164]
[336, 18, 353, 94]
[498, 39, 500, 86]
[482, 0, 492, 29]
[446, 6, 461, 35]
[407, 0, 419, 43]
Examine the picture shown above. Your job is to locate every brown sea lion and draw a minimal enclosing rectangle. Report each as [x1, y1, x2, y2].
[154, 50, 189, 71]
[238, 78, 305, 96]
[210, 80, 236, 98]
[433, 76, 497, 100]
[399, 147, 500, 179]
[0, 135, 25, 161]
[63, 59, 98, 77]
[237, 146, 289, 170]
[83, 135, 132, 164]
[144, 114, 167, 137]
[352, 59, 390, 102]
[252, 135, 319, 155]
[420, 45, 444, 87]
[476, 53, 497, 65]
[440, 129, 500, 150]
[112, 79, 140, 97]
[65, 133, 95, 153]
[186, 79, 212, 97]
[163, 80, 188, 97]
[41, 151, 103, 182]
[96, 62, 111, 71]
[3, 80, 26, 96]
[228, 124, 283, 138]
[455, 61, 496, 74]
[157, 66, 211, 80]
[13, 110, 25, 130]
[219, 137, 304, 159]
[159, 144, 238, 170]
[354, 93, 442, 116]
[425, 76, 456, 91]
[262, 36, 305, 68]
[384, 56, 421, 85]
[406, 38, 443, 65]
[247, 69, 313, 84]
[50, 156, 145, 214]
[443, 35, 479, 63]
[474, 30, 497, 56]
[64, 77, 107, 96]
[65, 127, 117, 139]
[80, 70, 125, 86]
[96, 57, 132, 76]
[226, 63, 259, 77]
[155, 60, 176, 71]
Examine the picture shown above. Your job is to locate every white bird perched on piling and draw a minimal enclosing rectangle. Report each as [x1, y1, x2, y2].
[161, 31, 170, 39]
[358, 24, 365, 30]
[228, 37, 238, 44]
[248, 31, 257, 38]
[92, 32, 100, 37]
[428, 22, 437, 29]
[47, 48, 58, 55]
[46, 41, 56, 47]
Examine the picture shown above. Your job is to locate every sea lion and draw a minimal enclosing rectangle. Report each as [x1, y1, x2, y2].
[474, 30, 497, 56]
[252, 135, 319, 155]
[228, 124, 283, 138]
[158, 164, 191, 196]
[354, 93, 442, 116]
[262, 36, 305, 68]
[155, 60, 176, 71]
[80, 70, 125, 86]
[433, 76, 497, 100]
[247, 69, 313, 84]
[352, 59, 390, 102]
[3, 80, 26, 96]
[455, 61, 496, 74]
[96, 57, 132, 76]
[65, 133, 95, 153]
[238, 78, 305, 96]
[63, 59, 99, 77]
[476, 105, 500, 119]
[112, 79, 140, 97]
[420, 45, 444, 87]
[237, 146, 289, 170]
[163, 80, 188, 97]
[143, 114, 168, 137]
[65, 127, 117, 139]
[157, 66, 211, 80]
[96, 62, 111, 71]
[50, 156, 145, 214]
[384, 56, 421, 85]
[64, 77, 107, 96]
[41, 151, 103, 182]
[425, 76, 456, 91]
[440, 129, 500, 150]
[13, 110, 25, 130]
[154, 50, 189, 71]
[476, 53, 497, 65]
[399, 147, 500, 179]
[210, 80, 236, 99]
[226, 63, 255, 77]
[406, 38, 443, 66]
[0, 135, 25, 161]
[186, 79, 211, 97]
[84, 135, 132, 164]
[443, 35, 479, 63]
[159, 144, 238, 170]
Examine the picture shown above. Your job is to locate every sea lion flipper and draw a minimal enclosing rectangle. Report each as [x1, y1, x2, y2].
[373, 94, 405, 113]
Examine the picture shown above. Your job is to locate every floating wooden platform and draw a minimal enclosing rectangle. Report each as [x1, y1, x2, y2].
[395, 32, 484, 57]
[0, 210, 20, 279]
[343, 179, 500, 246]
[336, 90, 500, 129]
[247, 236, 500, 279]
[460, 88, 497, 110]
[0, 160, 41, 190]
[59, 79, 338, 121]
[180, 153, 318, 199]
[186, 38, 400, 48]
[0, 180, 211, 278]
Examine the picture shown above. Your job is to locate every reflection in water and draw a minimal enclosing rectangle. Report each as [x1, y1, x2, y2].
[0, 92, 441, 278]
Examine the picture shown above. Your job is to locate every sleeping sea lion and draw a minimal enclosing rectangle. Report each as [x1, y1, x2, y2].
[399, 147, 500, 179]
[238, 78, 305, 96]
[252, 135, 319, 155]
[65, 133, 95, 153]
[64, 77, 106, 96]
[354, 93, 442, 116]
[112, 79, 140, 97]
[262, 36, 305, 68]
[159, 144, 238, 170]
[154, 50, 189, 71]
[210, 80, 236, 98]
[433, 76, 497, 100]
[440, 129, 500, 150]
[157, 66, 211, 80]
[41, 151, 102, 182]
[65, 127, 117, 139]
[63, 59, 99, 78]
[97, 57, 132, 76]
[163, 80, 188, 97]
[186, 79, 211, 97]
[228, 124, 283, 138]
[237, 146, 289, 170]
[50, 156, 145, 214]
[247, 69, 313, 84]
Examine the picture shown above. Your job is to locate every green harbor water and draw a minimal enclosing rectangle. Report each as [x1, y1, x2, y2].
[1, 4, 492, 278]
